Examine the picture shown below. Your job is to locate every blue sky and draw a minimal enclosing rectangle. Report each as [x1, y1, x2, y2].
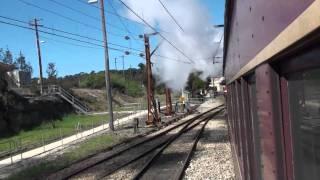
[0, 0, 225, 77]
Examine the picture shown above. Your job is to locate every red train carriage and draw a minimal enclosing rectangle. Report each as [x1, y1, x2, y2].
[223, 0, 320, 179]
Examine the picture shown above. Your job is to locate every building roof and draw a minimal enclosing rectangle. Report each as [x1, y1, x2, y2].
[0, 62, 15, 72]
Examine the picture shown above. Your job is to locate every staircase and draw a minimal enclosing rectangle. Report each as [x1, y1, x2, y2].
[45, 85, 90, 114]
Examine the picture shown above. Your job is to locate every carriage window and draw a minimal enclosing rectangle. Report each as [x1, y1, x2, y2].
[287, 68, 320, 180]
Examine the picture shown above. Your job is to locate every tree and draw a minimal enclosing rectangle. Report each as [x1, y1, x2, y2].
[186, 72, 206, 97]
[14, 51, 33, 74]
[138, 63, 145, 72]
[46, 62, 58, 80]
[0, 48, 3, 61]
[3, 48, 13, 64]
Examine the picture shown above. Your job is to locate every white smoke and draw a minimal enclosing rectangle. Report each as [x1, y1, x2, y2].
[122, 0, 222, 91]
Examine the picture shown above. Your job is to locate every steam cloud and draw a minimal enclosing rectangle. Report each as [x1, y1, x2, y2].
[122, 0, 223, 91]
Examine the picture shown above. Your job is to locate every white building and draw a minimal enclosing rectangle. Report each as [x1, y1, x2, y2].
[209, 77, 225, 92]
[7, 70, 31, 88]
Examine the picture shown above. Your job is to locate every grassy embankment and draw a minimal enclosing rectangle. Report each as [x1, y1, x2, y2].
[0, 114, 109, 157]
[8, 132, 123, 180]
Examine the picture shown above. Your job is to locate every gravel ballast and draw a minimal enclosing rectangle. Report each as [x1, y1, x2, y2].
[184, 113, 235, 180]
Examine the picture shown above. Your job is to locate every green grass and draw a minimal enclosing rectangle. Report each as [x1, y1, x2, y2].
[8, 133, 120, 180]
[111, 73, 144, 97]
[79, 71, 144, 97]
[0, 114, 108, 156]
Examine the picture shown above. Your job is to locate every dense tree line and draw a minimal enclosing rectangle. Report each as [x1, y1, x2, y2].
[0, 48, 207, 97]
[0, 48, 33, 74]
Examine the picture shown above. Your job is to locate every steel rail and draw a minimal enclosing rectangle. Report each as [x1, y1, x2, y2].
[96, 107, 224, 179]
[175, 112, 215, 180]
[132, 108, 224, 180]
[48, 105, 222, 180]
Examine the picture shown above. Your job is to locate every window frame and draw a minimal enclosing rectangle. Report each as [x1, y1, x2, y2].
[277, 45, 320, 180]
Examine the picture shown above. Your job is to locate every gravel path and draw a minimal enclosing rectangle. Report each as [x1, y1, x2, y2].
[184, 113, 235, 180]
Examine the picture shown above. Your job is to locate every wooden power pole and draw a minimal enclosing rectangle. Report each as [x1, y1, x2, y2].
[144, 34, 160, 125]
[121, 55, 125, 79]
[30, 18, 44, 95]
[99, 0, 114, 130]
[165, 88, 173, 115]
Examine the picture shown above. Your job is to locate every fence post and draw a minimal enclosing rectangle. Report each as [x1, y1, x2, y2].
[59, 128, 63, 146]
[75, 123, 77, 139]
[19, 138, 22, 160]
[101, 119, 104, 129]
[42, 133, 45, 152]
[92, 119, 94, 133]
[80, 122, 83, 139]
[10, 141, 13, 164]
[117, 112, 120, 129]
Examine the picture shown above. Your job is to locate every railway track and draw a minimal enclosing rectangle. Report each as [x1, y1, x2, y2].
[131, 110, 221, 180]
[48, 105, 224, 180]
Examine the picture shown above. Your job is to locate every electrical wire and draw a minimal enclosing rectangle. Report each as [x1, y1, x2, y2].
[48, 0, 100, 21]
[116, 0, 195, 64]
[157, 0, 184, 32]
[17, 0, 101, 31]
[17, 0, 125, 32]
[74, 0, 146, 27]
[0, 15, 142, 52]
[46, 0, 140, 39]
[0, 14, 130, 39]
[40, 35, 101, 49]
[212, 30, 224, 64]
[0, 18, 190, 64]
[46, 0, 142, 42]
[109, 0, 140, 42]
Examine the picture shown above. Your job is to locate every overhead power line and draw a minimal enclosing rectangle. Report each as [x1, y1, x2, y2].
[0, 18, 190, 64]
[48, 0, 100, 21]
[0, 14, 103, 42]
[74, 0, 146, 27]
[76, 0, 169, 34]
[0, 19, 126, 52]
[17, 0, 126, 32]
[17, 0, 101, 31]
[46, 0, 142, 42]
[116, 0, 194, 64]
[0, 15, 141, 52]
[41, 23, 130, 39]
[109, 0, 140, 42]
[0, 19, 103, 46]
[40, 35, 102, 49]
[212, 31, 224, 64]
[157, 0, 184, 32]
[47, 0, 140, 39]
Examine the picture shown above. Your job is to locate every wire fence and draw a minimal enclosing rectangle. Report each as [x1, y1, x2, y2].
[0, 110, 134, 167]
[0, 98, 211, 169]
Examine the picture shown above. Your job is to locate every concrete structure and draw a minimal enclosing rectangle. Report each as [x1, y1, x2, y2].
[209, 77, 225, 92]
[0, 62, 16, 88]
[7, 70, 31, 88]
[0, 62, 15, 75]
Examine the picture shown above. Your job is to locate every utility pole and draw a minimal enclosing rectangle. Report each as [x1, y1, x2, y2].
[30, 18, 44, 95]
[129, 64, 132, 80]
[114, 58, 117, 70]
[99, 0, 114, 130]
[165, 88, 173, 115]
[144, 34, 160, 125]
[121, 55, 125, 79]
